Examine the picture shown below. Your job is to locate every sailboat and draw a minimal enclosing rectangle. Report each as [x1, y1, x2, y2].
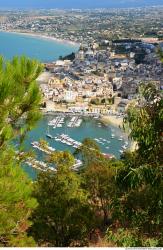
[46, 126, 53, 139]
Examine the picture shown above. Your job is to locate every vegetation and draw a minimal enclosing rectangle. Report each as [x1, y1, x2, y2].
[59, 52, 75, 61]
[111, 82, 163, 246]
[90, 97, 113, 105]
[30, 151, 94, 247]
[0, 56, 162, 247]
[0, 56, 43, 246]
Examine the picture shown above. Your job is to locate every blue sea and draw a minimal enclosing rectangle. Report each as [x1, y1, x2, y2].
[0, 31, 128, 178]
[0, 31, 79, 62]
[22, 115, 130, 179]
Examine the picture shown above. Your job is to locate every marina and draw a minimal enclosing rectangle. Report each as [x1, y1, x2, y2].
[22, 114, 131, 178]
[30, 138, 83, 172]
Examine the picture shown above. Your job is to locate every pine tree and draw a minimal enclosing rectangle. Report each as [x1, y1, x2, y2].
[0, 56, 43, 246]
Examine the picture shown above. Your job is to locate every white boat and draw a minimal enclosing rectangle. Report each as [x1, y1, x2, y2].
[55, 137, 61, 141]
[119, 150, 124, 154]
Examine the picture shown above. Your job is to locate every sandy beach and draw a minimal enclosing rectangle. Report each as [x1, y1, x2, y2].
[100, 115, 124, 127]
[1, 29, 79, 47]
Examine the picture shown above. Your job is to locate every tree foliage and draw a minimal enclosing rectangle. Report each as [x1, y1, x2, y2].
[0, 56, 43, 147]
[107, 83, 163, 246]
[30, 151, 94, 247]
[0, 56, 43, 246]
[124, 82, 163, 165]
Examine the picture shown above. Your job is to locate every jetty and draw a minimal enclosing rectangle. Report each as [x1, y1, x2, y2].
[31, 140, 83, 170]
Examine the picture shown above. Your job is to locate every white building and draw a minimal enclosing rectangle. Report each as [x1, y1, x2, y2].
[63, 91, 78, 102]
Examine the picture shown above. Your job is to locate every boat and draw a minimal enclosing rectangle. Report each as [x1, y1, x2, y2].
[46, 126, 53, 139]
[57, 124, 62, 127]
[55, 137, 61, 141]
[119, 150, 124, 154]
[46, 134, 53, 139]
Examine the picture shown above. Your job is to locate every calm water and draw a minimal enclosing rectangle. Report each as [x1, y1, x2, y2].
[0, 31, 79, 62]
[0, 32, 128, 178]
[22, 115, 130, 178]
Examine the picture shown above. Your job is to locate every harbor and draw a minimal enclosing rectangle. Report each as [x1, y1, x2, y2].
[23, 114, 131, 178]
[28, 139, 83, 172]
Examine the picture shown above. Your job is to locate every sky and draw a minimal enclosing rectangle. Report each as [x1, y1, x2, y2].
[0, 0, 162, 9]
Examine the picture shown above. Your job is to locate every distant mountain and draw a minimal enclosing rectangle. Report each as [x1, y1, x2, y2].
[1, 0, 163, 9]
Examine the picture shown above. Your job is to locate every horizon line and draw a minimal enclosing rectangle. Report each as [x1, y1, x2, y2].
[0, 5, 163, 11]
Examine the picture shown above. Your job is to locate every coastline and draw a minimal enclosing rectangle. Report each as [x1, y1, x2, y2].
[0, 29, 80, 48]
[100, 115, 123, 128]
[100, 115, 137, 152]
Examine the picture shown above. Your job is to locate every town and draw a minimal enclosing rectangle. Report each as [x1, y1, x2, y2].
[1, 7, 163, 43]
[0, 2, 163, 248]
[1, 7, 162, 124]
[37, 38, 163, 126]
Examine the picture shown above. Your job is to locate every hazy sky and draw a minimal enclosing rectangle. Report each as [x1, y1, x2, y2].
[0, 0, 162, 9]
